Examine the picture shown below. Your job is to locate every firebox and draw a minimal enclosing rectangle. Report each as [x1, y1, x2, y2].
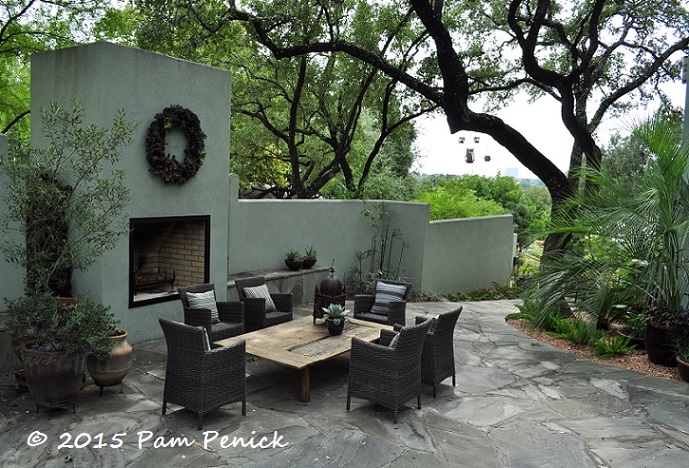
[129, 215, 210, 307]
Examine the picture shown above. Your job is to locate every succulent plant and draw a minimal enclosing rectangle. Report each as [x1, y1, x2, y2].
[304, 245, 317, 260]
[285, 249, 303, 261]
[322, 303, 349, 325]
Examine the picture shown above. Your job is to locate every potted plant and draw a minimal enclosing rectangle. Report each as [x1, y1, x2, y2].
[322, 303, 349, 336]
[284, 249, 304, 271]
[302, 245, 317, 269]
[0, 101, 136, 408]
[672, 334, 689, 382]
[6, 294, 116, 411]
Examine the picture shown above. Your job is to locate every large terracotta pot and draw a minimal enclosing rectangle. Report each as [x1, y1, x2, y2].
[645, 322, 679, 367]
[21, 343, 86, 412]
[86, 328, 133, 396]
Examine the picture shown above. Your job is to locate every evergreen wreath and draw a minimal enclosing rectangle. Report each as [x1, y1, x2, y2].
[145, 105, 207, 184]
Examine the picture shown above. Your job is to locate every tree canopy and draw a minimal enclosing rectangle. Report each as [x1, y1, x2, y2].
[135, 0, 431, 198]
[0, 0, 125, 140]
[190, 0, 688, 218]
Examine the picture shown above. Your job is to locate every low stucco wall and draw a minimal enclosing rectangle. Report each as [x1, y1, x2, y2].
[421, 215, 514, 294]
[227, 174, 430, 291]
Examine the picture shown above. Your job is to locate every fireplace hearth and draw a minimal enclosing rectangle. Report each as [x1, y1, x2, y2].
[129, 215, 210, 307]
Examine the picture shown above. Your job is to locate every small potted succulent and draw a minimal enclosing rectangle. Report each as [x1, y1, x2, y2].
[322, 303, 349, 336]
[302, 246, 317, 269]
[284, 249, 304, 271]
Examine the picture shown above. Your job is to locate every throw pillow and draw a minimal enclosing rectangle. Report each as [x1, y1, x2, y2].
[370, 281, 408, 315]
[389, 332, 400, 348]
[187, 290, 219, 323]
[243, 284, 277, 312]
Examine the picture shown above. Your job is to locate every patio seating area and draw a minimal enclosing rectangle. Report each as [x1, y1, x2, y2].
[2, 300, 689, 467]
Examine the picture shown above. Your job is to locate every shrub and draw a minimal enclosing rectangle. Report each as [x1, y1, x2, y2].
[593, 335, 636, 358]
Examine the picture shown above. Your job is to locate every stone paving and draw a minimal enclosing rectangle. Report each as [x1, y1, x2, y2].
[1, 300, 689, 467]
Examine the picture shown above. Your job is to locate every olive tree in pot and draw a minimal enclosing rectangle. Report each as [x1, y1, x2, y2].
[0, 101, 137, 408]
[6, 294, 116, 411]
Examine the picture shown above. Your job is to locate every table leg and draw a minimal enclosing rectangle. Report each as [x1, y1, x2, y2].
[300, 366, 310, 402]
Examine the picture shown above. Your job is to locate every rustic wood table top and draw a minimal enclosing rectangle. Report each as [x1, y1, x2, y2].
[214, 316, 392, 402]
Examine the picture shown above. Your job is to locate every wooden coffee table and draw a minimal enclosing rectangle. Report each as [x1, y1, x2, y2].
[214, 316, 392, 402]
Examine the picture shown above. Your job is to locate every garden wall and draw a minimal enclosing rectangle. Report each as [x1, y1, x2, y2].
[421, 215, 515, 294]
[0, 43, 516, 364]
[227, 175, 430, 291]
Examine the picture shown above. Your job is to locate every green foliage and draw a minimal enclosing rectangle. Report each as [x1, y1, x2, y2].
[1, 1, 120, 137]
[6, 293, 117, 358]
[446, 283, 522, 301]
[304, 246, 317, 260]
[417, 184, 507, 219]
[530, 115, 689, 329]
[552, 317, 601, 346]
[321, 304, 349, 325]
[0, 101, 137, 294]
[416, 174, 551, 245]
[601, 132, 653, 192]
[624, 309, 648, 336]
[672, 334, 689, 362]
[345, 202, 408, 294]
[507, 298, 559, 331]
[593, 335, 636, 359]
[504, 311, 536, 322]
[284, 249, 303, 261]
[135, 1, 428, 199]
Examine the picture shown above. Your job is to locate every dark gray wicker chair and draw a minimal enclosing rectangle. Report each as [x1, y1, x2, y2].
[177, 283, 245, 342]
[413, 307, 463, 398]
[353, 279, 411, 327]
[234, 276, 293, 332]
[347, 318, 433, 423]
[158, 318, 246, 430]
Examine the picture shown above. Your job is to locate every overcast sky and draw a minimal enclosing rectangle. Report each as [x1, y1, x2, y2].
[414, 80, 688, 179]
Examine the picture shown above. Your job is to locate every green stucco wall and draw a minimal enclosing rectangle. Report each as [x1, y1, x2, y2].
[29, 43, 232, 342]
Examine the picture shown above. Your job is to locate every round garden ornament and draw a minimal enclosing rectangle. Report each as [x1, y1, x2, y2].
[146, 105, 206, 184]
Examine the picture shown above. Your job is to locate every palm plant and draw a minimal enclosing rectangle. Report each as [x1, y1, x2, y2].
[531, 114, 689, 333]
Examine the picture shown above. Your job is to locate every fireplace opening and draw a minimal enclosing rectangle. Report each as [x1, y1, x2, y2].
[129, 215, 210, 308]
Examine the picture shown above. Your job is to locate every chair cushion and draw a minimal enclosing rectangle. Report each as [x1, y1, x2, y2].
[187, 290, 219, 323]
[371, 282, 407, 315]
[389, 332, 400, 348]
[243, 284, 276, 312]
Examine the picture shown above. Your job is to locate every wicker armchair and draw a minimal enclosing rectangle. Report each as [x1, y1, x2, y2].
[234, 276, 293, 332]
[158, 318, 246, 430]
[178, 283, 245, 342]
[353, 279, 411, 327]
[412, 307, 463, 398]
[347, 318, 433, 423]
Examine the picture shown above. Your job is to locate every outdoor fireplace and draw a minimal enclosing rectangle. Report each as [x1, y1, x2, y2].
[129, 215, 210, 307]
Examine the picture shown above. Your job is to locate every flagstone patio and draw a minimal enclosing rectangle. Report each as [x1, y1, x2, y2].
[1, 300, 688, 467]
